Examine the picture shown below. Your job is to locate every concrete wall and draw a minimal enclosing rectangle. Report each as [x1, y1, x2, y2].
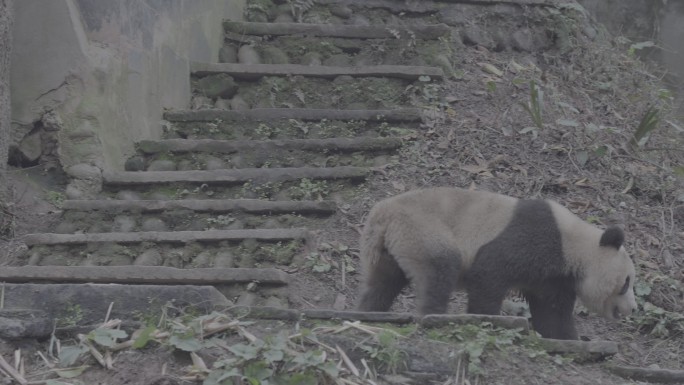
[10, 0, 244, 179]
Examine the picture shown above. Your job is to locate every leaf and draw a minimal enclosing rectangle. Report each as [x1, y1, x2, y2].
[227, 343, 259, 360]
[478, 62, 503, 77]
[575, 150, 588, 167]
[634, 281, 652, 297]
[263, 349, 284, 363]
[88, 328, 128, 348]
[556, 102, 579, 114]
[204, 368, 241, 385]
[54, 366, 88, 379]
[519, 126, 539, 139]
[47, 380, 85, 385]
[243, 361, 273, 381]
[169, 334, 203, 352]
[58, 345, 89, 367]
[556, 119, 579, 127]
[133, 326, 157, 349]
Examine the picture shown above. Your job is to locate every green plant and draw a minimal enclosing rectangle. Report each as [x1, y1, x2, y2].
[46, 190, 66, 208]
[57, 304, 85, 327]
[360, 330, 408, 374]
[426, 323, 562, 376]
[521, 80, 544, 129]
[629, 106, 660, 150]
[630, 276, 684, 337]
[289, 178, 329, 200]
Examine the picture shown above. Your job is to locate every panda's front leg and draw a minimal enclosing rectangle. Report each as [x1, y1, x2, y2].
[524, 286, 578, 340]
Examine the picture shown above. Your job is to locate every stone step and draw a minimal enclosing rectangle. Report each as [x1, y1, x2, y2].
[58, 200, 331, 234]
[317, 0, 553, 10]
[0, 265, 289, 285]
[134, 138, 401, 170]
[63, 199, 336, 215]
[191, 62, 444, 80]
[137, 137, 402, 155]
[164, 108, 422, 123]
[24, 228, 309, 246]
[103, 166, 368, 186]
[224, 21, 451, 39]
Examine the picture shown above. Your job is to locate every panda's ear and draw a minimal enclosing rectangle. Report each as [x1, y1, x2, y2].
[600, 226, 624, 249]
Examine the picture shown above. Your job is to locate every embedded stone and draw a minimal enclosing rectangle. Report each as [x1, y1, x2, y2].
[18, 130, 43, 162]
[274, 13, 294, 23]
[125, 156, 146, 171]
[214, 98, 231, 110]
[238, 45, 261, 65]
[230, 95, 250, 110]
[141, 217, 167, 232]
[260, 46, 290, 64]
[67, 163, 102, 179]
[65, 183, 85, 199]
[219, 45, 238, 63]
[264, 296, 286, 308]
[301, 52, 322, 66]
[323, 54, 351, 67]
[191, 95, 214, 110]
[134, 249, 163, 266]
[196, 73, 238, 99]
[193, 251, 214, 268]
[112, 215, 137, 233]
[213, 251, 235, 267]
[116, 190, 141, 200]
[147, 159, 177, 171]
[330, 4, 352, 19]
[236, 291, 259, 306]
[204, 156, 227, 170]
[177, 159, 196, 171]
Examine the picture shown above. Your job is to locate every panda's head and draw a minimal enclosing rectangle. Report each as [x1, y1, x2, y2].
[576, 226, 637, 320]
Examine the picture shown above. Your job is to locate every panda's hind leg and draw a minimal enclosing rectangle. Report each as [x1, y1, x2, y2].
[394, 242, 461, 315]
[524, 283, 578, 340]
[357, 249, 409, 312]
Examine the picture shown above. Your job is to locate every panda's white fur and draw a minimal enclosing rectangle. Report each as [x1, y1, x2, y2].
[356, 187, 637, 340]
[548, 201, 637, 319]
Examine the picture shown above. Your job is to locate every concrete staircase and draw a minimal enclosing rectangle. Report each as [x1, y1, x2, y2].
[8, 0, 451, 316]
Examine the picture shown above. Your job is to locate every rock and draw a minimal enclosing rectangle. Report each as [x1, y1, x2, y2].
[116, 190, 141, 200]
[196, 73, 239, 99]
[191, 95, 213, 110]
[0, 309, 51, 340]
[511, 28, 535, 52]
[147, 159, 176, 171]
[238, 45, 261, 65]
[323, 54, 351, 66]
[462, 26, 495, 49]
[236, 292, 259, 306]
[65, 184, 85, 199]
[301, 52, 322, 66]
[330, 4, 353, 19]
[17, 130, 42, 163]
[112, 215, 137, 232]
[213, 251, 235, 267]
[264, 296, 286, 308]
[260, 46, 290, 64]
[274, 13, 294, 23]
[214, 98, 231, 110]
[54, 222, 77, 234]
[141, 218, 167, 232]
[303, 309, 414, 323]
[193, 251, 214, 268]
[230, 95, 250, 110]
[176, 159, 195, 171]
[350, 14, 370, 26]
[219, 45, 238, 63]
[333, 294, 346, 310]
[125, 156, 146, 171]
[41, 110, 63, 131]
[66, 163, 101, 179]
[134, 249, 163, 266]
[204, 156, 226, 170]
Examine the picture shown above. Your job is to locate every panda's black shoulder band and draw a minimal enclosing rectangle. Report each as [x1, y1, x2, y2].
[600, 226, 624, 249]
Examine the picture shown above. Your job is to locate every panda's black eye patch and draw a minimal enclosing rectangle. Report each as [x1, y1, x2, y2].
[619, 276, 630, 295]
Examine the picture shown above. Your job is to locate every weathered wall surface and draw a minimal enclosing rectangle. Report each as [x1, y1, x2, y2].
[578, 0, 684, 111]
[10, 0, 244, 192]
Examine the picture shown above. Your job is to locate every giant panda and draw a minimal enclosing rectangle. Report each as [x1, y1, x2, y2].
[356, 187, 637, 340]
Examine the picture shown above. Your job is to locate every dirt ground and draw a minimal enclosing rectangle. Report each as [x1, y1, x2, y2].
[1, 4, 683, 385]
